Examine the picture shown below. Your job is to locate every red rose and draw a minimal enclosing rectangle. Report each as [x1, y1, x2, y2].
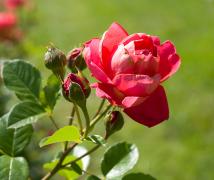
[0, 12, 21, 41]
[83, 22, 180, 127]
[5, 0, 26, 9]
[0, 12, 17, 29]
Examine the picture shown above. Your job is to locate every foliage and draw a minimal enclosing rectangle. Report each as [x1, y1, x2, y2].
[0, 59, 155, 179]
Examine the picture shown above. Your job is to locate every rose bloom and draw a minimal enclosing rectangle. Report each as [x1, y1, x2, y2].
[5, 0, 26, 9]
[83, 22, 181, 127]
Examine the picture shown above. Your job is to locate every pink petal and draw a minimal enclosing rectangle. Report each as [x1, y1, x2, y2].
[124, 86, 169, 127]
[111, 44, 135, 75]
[113, 74, 160, 97]
[151, 35, 160, 46]
[157, 40, 181, 82]
[122, 96, 147, 108]
[83, 38, 102, 67]
[83, 38, 110, 83]
[121, 33, 141, 45]
[92, 83, 125, 106]
[89, 61, 111, 83]
[100, 22, 128, 74]
[134, 54, 159, 76]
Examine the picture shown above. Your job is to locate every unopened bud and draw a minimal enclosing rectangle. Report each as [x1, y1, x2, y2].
[62, 73, 90, 107]
[105, 111, 124, 139]
[67, 47, 86, 72]
[44, 45, 66, 81]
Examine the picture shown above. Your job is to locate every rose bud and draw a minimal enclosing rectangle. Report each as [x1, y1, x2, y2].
[67, 47, 86, 72]
[44, 45, 66, 81]
[83, 22, 181, 127]
[105, 111, 124, 139]
[62, 73, 91, 107]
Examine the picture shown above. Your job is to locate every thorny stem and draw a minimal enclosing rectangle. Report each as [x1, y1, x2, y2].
[41, 143, 78, 180]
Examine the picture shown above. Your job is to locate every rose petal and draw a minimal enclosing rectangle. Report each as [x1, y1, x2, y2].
[151, 35, 160, 46]
[124, 86, 169, 127]
[100, 22, 128, 75]
[89, 61, 111, 83]
[122, 96, 147, 108]
[83, 39, 110, 83]
[111, 44, 135, 75]
[158, 40, 181, 81]
[84, 38, 102, 67]
[121, 33, 141, 45]
[92, 83, 125, 105]
[113, 74, 160, 97]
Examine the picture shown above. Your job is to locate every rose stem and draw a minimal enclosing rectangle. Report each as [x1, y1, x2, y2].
[64, 106, 75, 151]
[89, 104, 112, 130]
[48, 115, 59, 130]
[41, 143, 78, 180]
[93, 99, 106, 118]
[74, 103, 83, 135]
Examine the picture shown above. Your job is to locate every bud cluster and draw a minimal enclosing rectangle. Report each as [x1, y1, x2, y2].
[44, 45, 90, 107]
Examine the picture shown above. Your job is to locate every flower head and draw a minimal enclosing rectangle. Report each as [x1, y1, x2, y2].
[83, 22, 181, 127]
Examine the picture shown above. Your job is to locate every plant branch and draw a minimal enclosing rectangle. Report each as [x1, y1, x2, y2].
[41, 143, 78, 180]
[93, 99, 105, 118]
[89, 104, 112, 131]
[61, 144, 100, 168]
[49, 115, 59, 130]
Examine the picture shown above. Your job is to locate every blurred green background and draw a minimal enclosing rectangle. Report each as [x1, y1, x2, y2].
[1, 0, 214, 179]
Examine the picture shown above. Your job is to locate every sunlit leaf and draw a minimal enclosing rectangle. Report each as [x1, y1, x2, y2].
[44, 155, 82, 180]
[101, 142, 139, 179]
[39, 126, 82, 147]
[72, 146, 90, 171]
[85, 135, 106, 146]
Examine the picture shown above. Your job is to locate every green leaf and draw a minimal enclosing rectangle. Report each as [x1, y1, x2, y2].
[101, 142, 139, 179]
[7, 101, 45, 129]
[122, 173, 156, 180]
[85, 135, 106, 146]
[87, 175, 101, 180]
[0, 114, 33, 156]
[70, 162, 82, 175]
[3, 60, 41, 102]
[0, 155, 29, 180]
[39, 126, 82, 147]
[72, 146, 90, 171]
[44, 155, 82, 180]
[40, 74, 60, 111]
